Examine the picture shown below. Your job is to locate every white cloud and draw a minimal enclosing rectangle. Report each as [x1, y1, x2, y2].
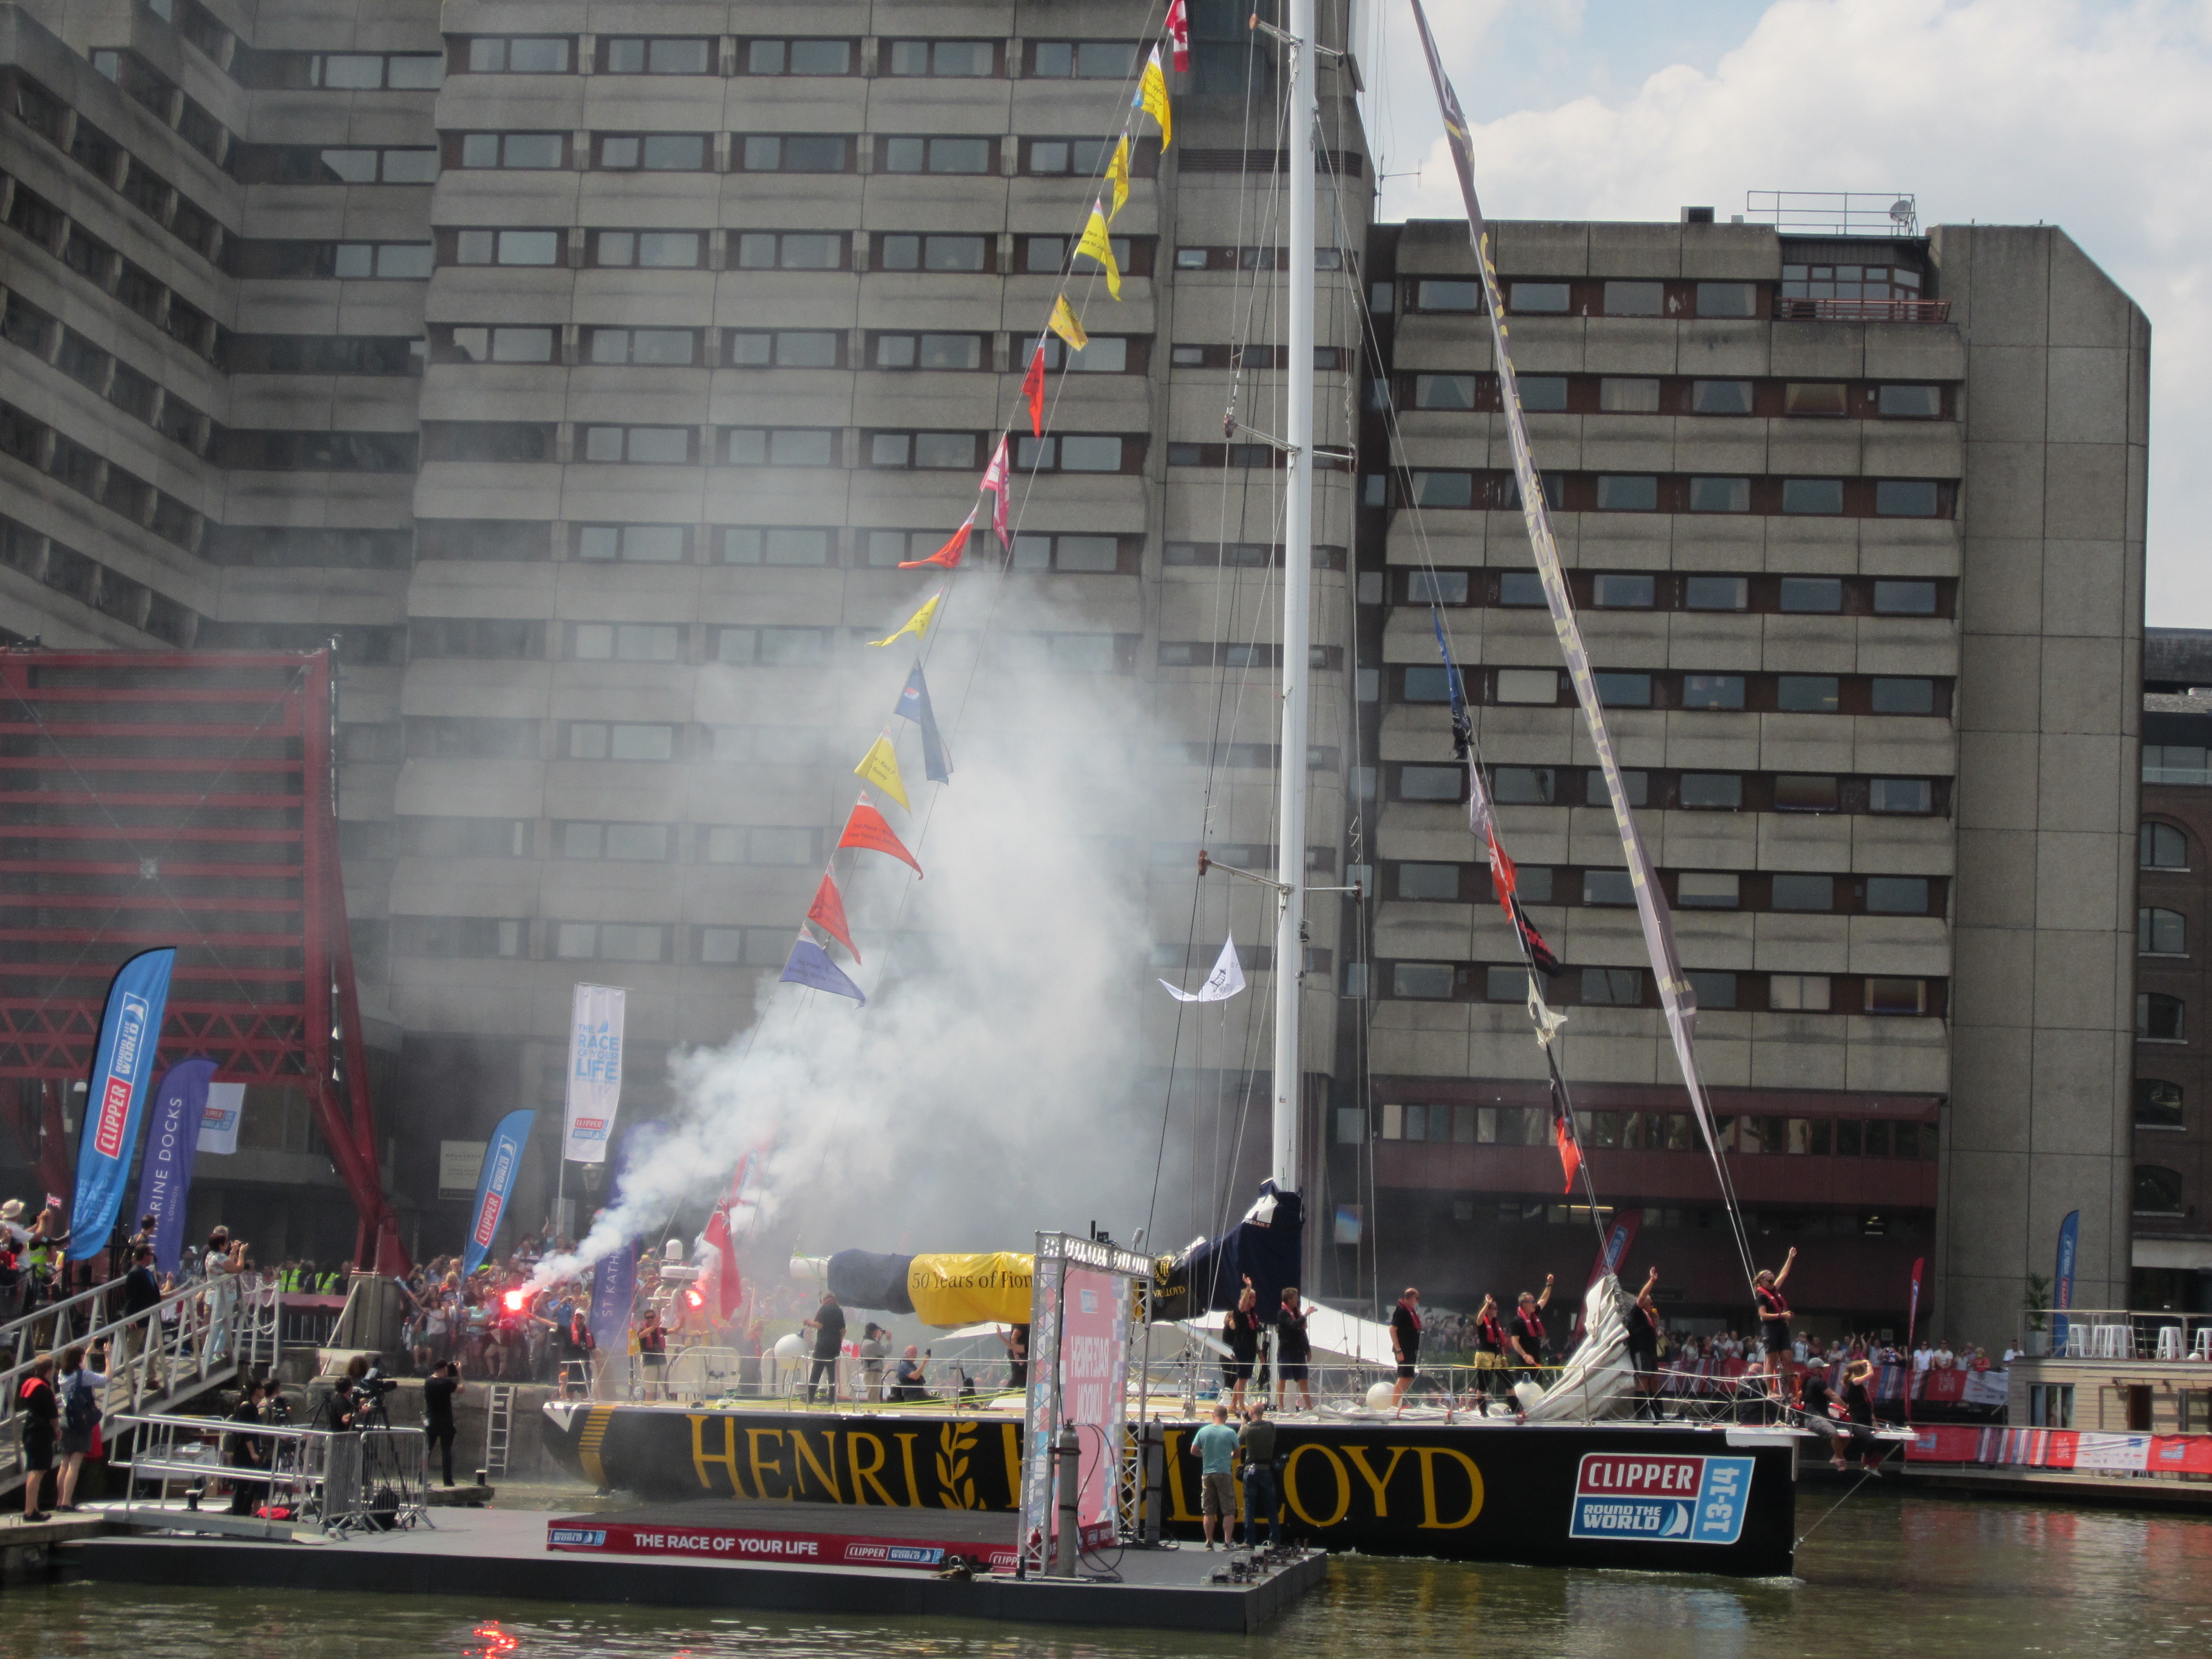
[1375, 0, 2212, 623]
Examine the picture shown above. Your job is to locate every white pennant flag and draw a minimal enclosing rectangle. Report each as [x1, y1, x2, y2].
[1160, 936, 1247, 1003]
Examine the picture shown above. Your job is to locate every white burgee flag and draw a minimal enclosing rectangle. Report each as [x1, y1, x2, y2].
[1160, 936, 1247, 1003]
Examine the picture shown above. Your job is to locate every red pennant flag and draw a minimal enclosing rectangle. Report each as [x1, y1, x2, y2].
[838, 797, 924, 879]
[980, 436, 1011, 547]
[1486, 828, 1517, 920]
[807, 872, 860, 962]
[1556, 1111, 1583, 1194]
[899, 513, 973, 571]
[1022, 343, 1046, 438]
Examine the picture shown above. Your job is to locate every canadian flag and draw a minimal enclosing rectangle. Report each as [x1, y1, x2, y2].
[1166, 0, 1191, 72]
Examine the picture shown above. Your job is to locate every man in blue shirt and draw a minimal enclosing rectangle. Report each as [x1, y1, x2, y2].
[1188, 1403, 1241, 1548]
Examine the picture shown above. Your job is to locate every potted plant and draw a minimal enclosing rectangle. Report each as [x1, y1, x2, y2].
[2022, 1273, 2052, 1356]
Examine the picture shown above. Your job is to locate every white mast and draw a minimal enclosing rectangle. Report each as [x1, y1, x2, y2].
[1271, 0, 1317, 1194]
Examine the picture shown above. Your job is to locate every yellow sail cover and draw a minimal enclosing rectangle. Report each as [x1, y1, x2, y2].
[906, 1251, 1033, 1326]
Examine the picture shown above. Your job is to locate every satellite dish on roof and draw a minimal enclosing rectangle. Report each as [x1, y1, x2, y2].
[1889, 198, 1916, 229]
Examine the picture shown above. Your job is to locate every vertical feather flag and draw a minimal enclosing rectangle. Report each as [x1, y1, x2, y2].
[1104, 133, 1131, 220]
[1138, 45, 1172, 149]
[899, 513, 972, 570]
[896, 664, 953, 782]
[1048, 295, 1089, 352]
[868, 589, 942, 648]
[839, 796, 924, 878]
[853, 733, 910, 810]
[807, 872, 860, 962]
[1166, 0, 1190, 72]
[980, 436, 1011, 545]
[1076, 201, 1122, 300]
[781, 935, 866, 1005]
[1022, 342, 1046, 438]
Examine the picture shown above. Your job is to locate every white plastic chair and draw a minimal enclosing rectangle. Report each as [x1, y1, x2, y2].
[2064, 1324, 2089, 1358]
[2156, 1326, 2183, 1361]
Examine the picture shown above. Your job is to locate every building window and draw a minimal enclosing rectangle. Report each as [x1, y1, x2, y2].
[1589, 573, 1656, 609]
[452, 229, 562, 267]
[872, 332, 985, 371]
[2138, 991, 2187, 1041]
[1777, 676, 1839, 714]
[593, 231, 705, 270]
[2136, 1079, 2185, 1129]
[1875, 479, 1940, 517]
[566, 722, 679, 761]
[1678, 773, 1744, 810]
[597, 133, 709, 170]
[571, 623, 681, 662]
[728, 330, 842, 368]
[1414, 280, 1480, 312]
[1508, 281, 1568, 314]
[581, 426, 692, 464]
[738, 134, 851, 172]
[1866, 877, 1933, 914]
[1593, 672, 1652, 708]
[719, 527, 833, 566]
[1583, 967, 1644, 1005]
[868, 432, 980, 471]
[1010, 534, 1125, 573]
[1602, 280, 1663, 316]
[1014, 435, 1128, 473]
[296, 52, 443, 88]
[576, 525, 686, 563]
[741, 40, 855, 75]
[1682, 576, 1746, 611]
[879, 136, 996, 175]
[1771, 874, 1835, 912]
[2027, 1383, 2074, 1429]
[1781, 478, 1846, 514]
[1874, 580, 1938, 614]
[1397, 765, 1466, 803]
[1694, 282, 1758, 319]
[1782, 264, 1923, 301]
[703, 826, 820, 864]
[1392, 962, 1455, 999]
[1490, 767, 1554, 805]
[1676, 872, 1739, 909]
[555, 922, 667, 963]
[457, 132, 566, 169]
[886, 40, 997, 76]
[1688, 971, 1738, 1008]
[601, 37, 712, 74]
[2135, 1165, 2186, 1216]
[726, 429, 838, 467]
[697, 926, 799, 967]
[1870, 677, 1936, 715]
[1877, 384, 1943, 418]
[732, 232, 846, 270]
[1598, 377, 1660, 413]
[1784, 383, 1850, 416]
[1868, 778, 1934, 815]
[1494, 669, 1559, 705]
[1778, 577, 1844, 613]
[1024, 138, 1122, 176]
[1033, 336, 1133, 373]
[1691, 379, 1754, 415]
[1516, 376, 1568, 411]
[876, 235, 990, 273]
[2145, 745, 2212, 785]
[1582, 869, 1635, 906]
[2142, 821, 2189, 869]
[1770, 775, 1837, 813]
[395, 917, 524, 958]
[993, 633, 1131, 673]
[1412, 374, 1478, 410]
[2141, 907, 2189, 956]
[1680, 675, 1745, 711]
[559, 822, 673, 860]
[575, 326, 694, 366]
[1595, 474, 1658, 511]
[1864, 978, 1928, 1016]
[712, 626, 831, 666]
[445, 326, 555, 364]
[1031, 40, 1142, 77]
[465, 38, 573, 73]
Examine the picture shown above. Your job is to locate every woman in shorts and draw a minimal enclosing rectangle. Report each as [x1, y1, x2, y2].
[1754, 1247, 1799, 1390]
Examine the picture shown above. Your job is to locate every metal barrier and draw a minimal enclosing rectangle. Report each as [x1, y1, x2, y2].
[112, 1412, 431, 1536]
[0, 1275, 279, 1489]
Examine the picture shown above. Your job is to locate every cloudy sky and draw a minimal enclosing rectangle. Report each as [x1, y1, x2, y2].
[1357, 0, 2210, 625]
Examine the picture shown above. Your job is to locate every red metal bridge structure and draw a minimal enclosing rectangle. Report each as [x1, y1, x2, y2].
[0, 649, 401, 1270]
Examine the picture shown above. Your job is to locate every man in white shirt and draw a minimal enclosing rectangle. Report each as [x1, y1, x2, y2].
[1933, 1342, 1955, 1370]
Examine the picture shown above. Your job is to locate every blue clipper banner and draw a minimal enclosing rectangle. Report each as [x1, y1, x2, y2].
[461, 1109, 535, 1278]
[587, 1119, 670, 1344]
[68, 947, 176, 1261]
[2053, 1209, 2080, 1351]
[131, 1057, 215, 1276]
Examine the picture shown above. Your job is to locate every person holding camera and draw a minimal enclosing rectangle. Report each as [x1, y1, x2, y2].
[324, 1355, 371, 1432]
[54, 1342, 109, 1511]
[890, 1345, 927, 1403]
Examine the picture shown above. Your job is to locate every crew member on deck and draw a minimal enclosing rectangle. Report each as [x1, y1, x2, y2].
[1390, 1286, 1422, 1411]
[1507, 1277, 1556, 1394]
[1628, 1267, 1663, 1417]
[1755, 1249, 1798, 1386]
[1472, 1294, 1506, 1408]
[1275, 1287, 1313, 1413]
[1223, 1283, 1261, 1412]
[801, 1291, 846, 1404]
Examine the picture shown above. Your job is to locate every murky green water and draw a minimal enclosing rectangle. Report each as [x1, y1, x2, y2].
[8, 1491, 2212, 1658]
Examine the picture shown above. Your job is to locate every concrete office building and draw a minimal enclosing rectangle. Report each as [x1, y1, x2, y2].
[0, 0, 2148, 1347]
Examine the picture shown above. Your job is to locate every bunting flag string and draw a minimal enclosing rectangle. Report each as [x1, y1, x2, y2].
[896, 664, 953, 783]
[1138, 46, 1172, 150]
[1076, 200, 1122, 301]
[1021, 343, 1046, 438]
[781, 934, 867, 1005]
[1104, 132, 1131, 221]
[839, 796, 925, 879]
[853, 733, 910, 811]
[807, 872, 860, 962]
[980, 436, 1013, 544]
[868, 589, 942, 648]
[1048, 295, 1088, 352]
[899, 513, 973, 571]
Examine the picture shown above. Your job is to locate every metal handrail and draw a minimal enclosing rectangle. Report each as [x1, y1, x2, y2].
[113, 1412, 430, 1536]
[0, 1271, 133, 1368]
[2025, 1308, 2212, 1361]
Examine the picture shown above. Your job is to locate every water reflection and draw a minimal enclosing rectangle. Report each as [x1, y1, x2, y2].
[9, 1494, 2212, 1659]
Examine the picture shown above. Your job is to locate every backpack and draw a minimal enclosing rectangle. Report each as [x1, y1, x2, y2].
[62, 1371, 96, 1434]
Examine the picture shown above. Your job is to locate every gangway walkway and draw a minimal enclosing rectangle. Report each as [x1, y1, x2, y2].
[0, 1274, 279, 1495]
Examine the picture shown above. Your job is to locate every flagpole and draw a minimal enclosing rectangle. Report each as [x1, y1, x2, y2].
[1271, 0, 1317, 1198]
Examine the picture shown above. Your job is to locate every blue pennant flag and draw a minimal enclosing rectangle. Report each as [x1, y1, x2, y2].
[1431, 607, 1473, 759]
[895, 664, 953, 782]
[781, 936, 867, 1006]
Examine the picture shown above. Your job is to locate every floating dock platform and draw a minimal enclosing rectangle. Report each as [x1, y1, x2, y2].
[62, 1499, 1326, 1634]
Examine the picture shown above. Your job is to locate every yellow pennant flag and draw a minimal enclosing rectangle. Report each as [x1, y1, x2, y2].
[868, 589, 942, 648]
[1139, 46, 1171, 150]
[1048, 294, 1089, 352]
[1104, 132, 1131, 220]
[1076, 202, 1121, 301]
[853, 733, 910, 811]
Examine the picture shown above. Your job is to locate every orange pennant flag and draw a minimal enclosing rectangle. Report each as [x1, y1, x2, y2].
[838, 796, 924, 879]
[899, 513, 973, 570]
[1022, 342, 1046, 438]
[807, 872, 860, 962]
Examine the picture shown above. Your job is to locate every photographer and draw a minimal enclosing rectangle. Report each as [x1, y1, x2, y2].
[324, 1355, 371, 1432]
[227, 1378, 270, 1516]
[890, 1345, 927, 1403]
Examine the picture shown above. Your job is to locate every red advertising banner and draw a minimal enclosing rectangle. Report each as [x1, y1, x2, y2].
[546, 1516, 1018, 1573]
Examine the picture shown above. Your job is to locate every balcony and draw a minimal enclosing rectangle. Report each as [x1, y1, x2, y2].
[1775, 297, 1951, 324]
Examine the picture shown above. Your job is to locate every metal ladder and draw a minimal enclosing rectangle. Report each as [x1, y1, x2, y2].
[483, 1383, 515, 1480]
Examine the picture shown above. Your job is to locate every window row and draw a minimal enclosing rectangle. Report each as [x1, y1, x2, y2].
[1371, 1100, 1939, 1159]
[1175, 246, 1355, 273]
[1166, 442, 1357, 473]
[212, 430, 418, 472]
[0, 515, 200, 646]
[218, 334, 421, 376]
[235, 50, 444, 90]
[1380, 859, 1947, 917]
[88, 48, 232, 170]
[0, 398, 201, 551]
[1394, 469, 1953, 519]
[4, 70, 227, 265]
[1396, 568, 1948, 618]
[2, 293, 214, 456]
[2144, 745, 2212, 786]
[205, 526, 413, 568]
[452, 36, 1162, 80]
[1399, 372, 1948, 421]
[2, 171, 221, 356]
[1174, 343, 1349, 372]
[1159, 643, 1343, 671]
[389, 916, 847, 968]
[432, 324, 1143, 374]
[1397, 665, 1948, 718]
[1386, 763, 1946, 817]
[1379, 961, 1944, 1015]
[1399, 273, 1916, 319]
[418, 422, 1145, 474]
[399, 816, 831, 866]
[227, 240, 433, 280]
[1159, 743, 1343, 771]
[411, 519, 1145, 573]
[231, 144, 439, 185]
[435, 226, 1151, 277]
